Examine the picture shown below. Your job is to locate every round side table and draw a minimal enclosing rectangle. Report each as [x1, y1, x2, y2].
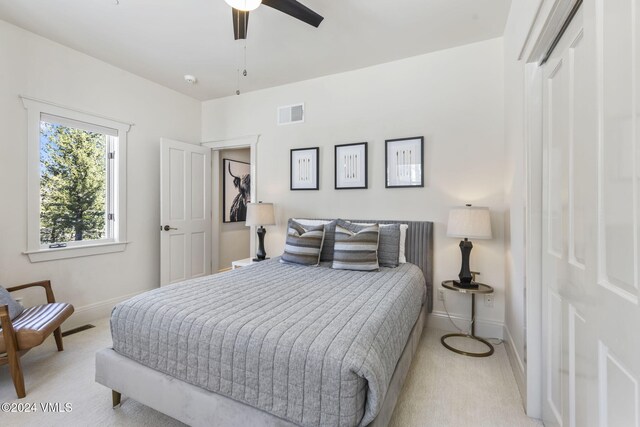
[440, 280, 495, 357]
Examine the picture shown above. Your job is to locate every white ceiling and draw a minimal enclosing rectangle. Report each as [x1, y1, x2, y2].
[0, 0, 510, 100]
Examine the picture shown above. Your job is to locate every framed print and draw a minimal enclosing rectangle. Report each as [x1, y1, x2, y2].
[290, 147, 319, 190]
[335, 142, 368, 189]
[223, 158, 251, 223]
[385, 136, 424, 188]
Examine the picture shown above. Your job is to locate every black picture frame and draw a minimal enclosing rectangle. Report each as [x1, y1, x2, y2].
[290, 147, 319, 190]
[334, 142, 368, 190]
[385, 136, 424, 188]
[222, 158, 251, 223]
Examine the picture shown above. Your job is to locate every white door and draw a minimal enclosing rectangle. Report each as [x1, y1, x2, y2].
[541, 2, 640, 427]
[160, 138, 212, 286]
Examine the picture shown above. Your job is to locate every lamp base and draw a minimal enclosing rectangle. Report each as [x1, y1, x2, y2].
[252, 257, 270, 262]
[453, 280, 479, 289]
[458, 239, 474, 284]
[255, 226, 267, 261]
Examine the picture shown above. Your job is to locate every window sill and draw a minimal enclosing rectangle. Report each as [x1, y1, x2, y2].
[24, 241, 130, 263]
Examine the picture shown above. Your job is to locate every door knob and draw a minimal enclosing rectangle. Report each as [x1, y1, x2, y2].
[162, 225, 178, 231]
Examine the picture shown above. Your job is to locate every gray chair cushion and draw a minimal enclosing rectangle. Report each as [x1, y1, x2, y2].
[336, 219, 401, 267]
[0, 286, 24, 320]
[0, 302, 74, 352]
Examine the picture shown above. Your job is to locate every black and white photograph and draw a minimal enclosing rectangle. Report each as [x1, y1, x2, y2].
[385, 136, 424, 188]
[335, 142, 368, 189]
[290, 147, 319, 190]
[223, 158, 251, 222]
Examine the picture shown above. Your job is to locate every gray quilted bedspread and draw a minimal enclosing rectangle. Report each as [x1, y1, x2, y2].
[110, 259, 425, 427]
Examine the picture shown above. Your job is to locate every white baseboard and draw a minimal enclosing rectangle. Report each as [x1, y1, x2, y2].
[428, 311, 504, 340]
[62, 290, 147, 331]
[504, 325, 526, 406]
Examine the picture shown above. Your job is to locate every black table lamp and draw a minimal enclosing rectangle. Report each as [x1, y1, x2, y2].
[446, 204, 493, 288]
[246, 202, 275, 261]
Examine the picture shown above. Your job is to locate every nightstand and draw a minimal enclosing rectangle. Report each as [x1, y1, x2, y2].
[440, 280, 495, 357]
[231, 258, 256, 269]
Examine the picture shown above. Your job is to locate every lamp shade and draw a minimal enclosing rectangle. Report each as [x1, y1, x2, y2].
[447, 206, 492, 240]
[224, 0, 262, 11]
[246, 202, 275, 226]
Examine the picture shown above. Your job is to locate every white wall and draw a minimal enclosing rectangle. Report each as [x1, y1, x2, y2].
[0, 19, 201, 328]
[217, 148, 251, 269]
[202, 38, 507, 335]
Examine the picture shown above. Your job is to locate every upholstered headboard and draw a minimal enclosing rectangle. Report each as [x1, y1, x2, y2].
[304, 219, 434, 312]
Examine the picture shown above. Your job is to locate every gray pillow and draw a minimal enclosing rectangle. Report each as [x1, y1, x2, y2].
[319, 220, 337, 262]
[0, 286, 24, 320]
[336, 220, 401, 267]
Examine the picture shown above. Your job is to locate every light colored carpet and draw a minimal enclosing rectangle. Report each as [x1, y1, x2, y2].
[0, 318, 542, 427]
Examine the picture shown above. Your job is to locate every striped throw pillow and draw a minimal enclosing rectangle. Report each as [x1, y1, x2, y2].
[292, 218, 338, 262]
[280, 220, 326, 266]
[332, 224, 380, 271]
[336, 220, 401, 267]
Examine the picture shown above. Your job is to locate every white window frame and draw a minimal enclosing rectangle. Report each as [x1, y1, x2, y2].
[22, 96, 132, 262]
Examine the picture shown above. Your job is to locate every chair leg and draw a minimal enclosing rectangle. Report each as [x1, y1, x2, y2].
[1, 306, 26, 398]
[53, 327, 64, 351]
[112, 390, 121, 407]
[7, 351, 26, 398]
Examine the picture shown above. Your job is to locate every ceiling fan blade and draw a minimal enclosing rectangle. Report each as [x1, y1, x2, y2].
[232, 8, 249, 40]
[262, 0, 324, 28]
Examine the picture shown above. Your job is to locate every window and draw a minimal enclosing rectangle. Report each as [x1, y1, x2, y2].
[23, 97, 130, 262]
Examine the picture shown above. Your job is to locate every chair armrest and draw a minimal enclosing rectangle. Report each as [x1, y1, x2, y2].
[7, 280, 56, 304]
[0, 304, 9, 321]
[0, 304, 14, 331]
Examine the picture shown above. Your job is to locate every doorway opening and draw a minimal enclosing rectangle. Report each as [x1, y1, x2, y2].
[218, 147, 251, 271]
[202, 135, 259, 273]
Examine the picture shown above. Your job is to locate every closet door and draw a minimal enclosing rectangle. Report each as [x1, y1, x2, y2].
[541, 2, 640, 426]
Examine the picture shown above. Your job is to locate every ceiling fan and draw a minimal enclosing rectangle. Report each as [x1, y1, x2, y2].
[224, 0, 324, 40]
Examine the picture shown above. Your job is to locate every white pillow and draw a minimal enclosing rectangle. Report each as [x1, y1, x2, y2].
[399, 224, 408, 263]
[292, 218, 332, 226]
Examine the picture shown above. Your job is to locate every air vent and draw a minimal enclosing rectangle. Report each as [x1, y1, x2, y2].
[277, 103, 304, 126]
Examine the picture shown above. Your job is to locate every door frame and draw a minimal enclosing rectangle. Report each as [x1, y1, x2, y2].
[523, 61, 544, 419]
[516, 0, 583, 418]
[202, 135, 260, 273]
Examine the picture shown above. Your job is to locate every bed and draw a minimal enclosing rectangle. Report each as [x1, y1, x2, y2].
[96, 219, 433, 427]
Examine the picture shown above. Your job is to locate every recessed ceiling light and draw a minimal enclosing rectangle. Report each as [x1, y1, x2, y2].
[184, 75, 197, 85]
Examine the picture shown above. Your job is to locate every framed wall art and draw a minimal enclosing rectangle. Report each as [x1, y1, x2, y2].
[290, 147, 319, 190]
[385, 136, 424, 188]
[335, 142, 368, 189]
[223, 158, 251, 223]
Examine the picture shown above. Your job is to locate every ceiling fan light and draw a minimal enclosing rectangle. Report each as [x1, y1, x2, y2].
[224, 0, 262, 12]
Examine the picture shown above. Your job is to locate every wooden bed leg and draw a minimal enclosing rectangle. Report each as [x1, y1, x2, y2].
[112, 390, 122, 407]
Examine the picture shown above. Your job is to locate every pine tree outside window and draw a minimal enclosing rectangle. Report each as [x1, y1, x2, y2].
[23, 98, 130, 262]
[39, 114, 113, 246]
